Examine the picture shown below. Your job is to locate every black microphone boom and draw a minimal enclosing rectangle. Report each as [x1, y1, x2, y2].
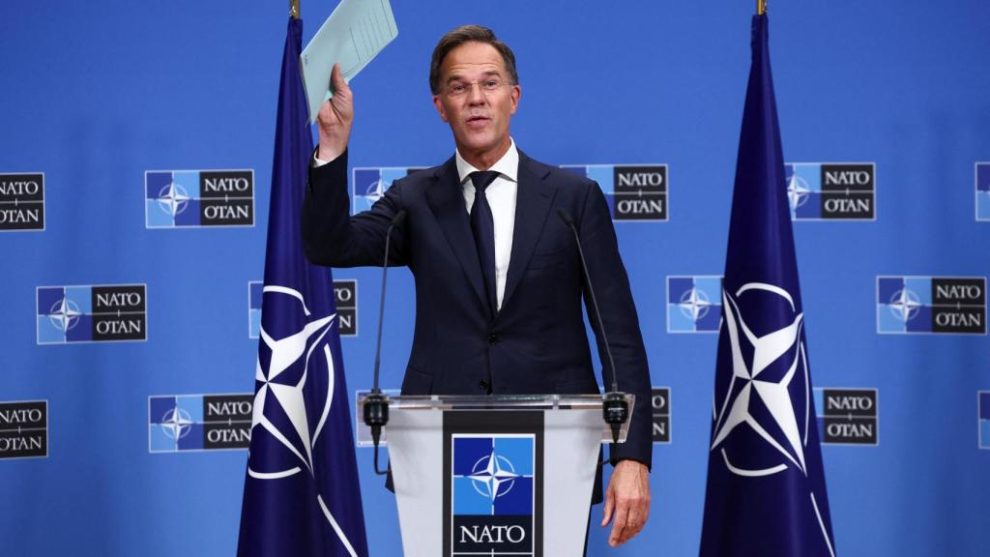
[556, 208, 628, 450]
[364, 208, 406, 476]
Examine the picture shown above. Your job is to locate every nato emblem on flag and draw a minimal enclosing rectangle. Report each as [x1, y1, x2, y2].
[237, 16, 367, 557]
[667, 276, 722, 333]
[451, 435, 535, 556]
[700, 13, 835, 557]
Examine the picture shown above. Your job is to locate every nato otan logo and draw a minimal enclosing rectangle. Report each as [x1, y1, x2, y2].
[815, 388, 878, 445]
[0, 173, 44, 231]
[667, 276, 722, 333]
[0, 401, 47, 459]
[651, 387, 671, 444]
[452, 435, 535, 556]
[976, 163, 990, 222]
[877, 276, 986, 335]
[786, 163, 875, 221]
[145, 170, 254, 228]
[250, 279, 357, 338]
[149, 394, 253, 452]
[352, 166, 424, 213]
[979, 391, 990, 449]
[37, 284, 147, 344]
[562, 164, 668, 221]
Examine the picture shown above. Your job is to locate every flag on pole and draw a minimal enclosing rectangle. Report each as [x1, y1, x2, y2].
[699, 14, 836, 557]
[237, 17, 369, 557]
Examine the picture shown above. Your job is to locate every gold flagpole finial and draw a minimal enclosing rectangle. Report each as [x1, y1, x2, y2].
[757, 0, 767, 15]
[290, 0, 300, 19]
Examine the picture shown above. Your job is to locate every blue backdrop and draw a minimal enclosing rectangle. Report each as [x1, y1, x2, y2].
[1, 1, 988, 555]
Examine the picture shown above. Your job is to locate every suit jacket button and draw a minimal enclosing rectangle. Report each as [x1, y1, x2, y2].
[478, 380, 490, 392]
[488, 333, 499, 344]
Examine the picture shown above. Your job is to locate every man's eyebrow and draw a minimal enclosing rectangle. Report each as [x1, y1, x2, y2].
[445, 69, 502, 83]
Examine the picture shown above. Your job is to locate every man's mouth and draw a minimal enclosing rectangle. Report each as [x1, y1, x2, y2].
[466, 115, 490, 127]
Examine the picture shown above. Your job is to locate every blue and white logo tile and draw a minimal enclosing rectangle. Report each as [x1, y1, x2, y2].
[452, 434, 535, 556]
[667, 276, 722, 333]
[145, 169, 254, 228]
[37, 284, 147, 344]
[149, 394, 253, 453]
[877, 276, 986, 335]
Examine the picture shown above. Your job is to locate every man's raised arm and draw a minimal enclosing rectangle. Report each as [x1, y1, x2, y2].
[302, 63, 404, 268]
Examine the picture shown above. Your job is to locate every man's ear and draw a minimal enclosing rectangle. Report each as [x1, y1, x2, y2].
[509, 84, 521, 115]
[433, 95, 449, 123]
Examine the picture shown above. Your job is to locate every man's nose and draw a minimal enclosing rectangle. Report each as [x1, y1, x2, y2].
[466, 83, 486, 104]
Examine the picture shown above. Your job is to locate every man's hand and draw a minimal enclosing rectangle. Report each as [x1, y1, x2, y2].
[316, 63, 354, 161]
[601, 459, 650, 547]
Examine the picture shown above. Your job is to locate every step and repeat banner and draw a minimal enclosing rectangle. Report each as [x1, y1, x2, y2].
[1, 1, 988, 555]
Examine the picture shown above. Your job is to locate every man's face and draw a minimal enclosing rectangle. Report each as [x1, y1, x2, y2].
[433, 41, 520, 165]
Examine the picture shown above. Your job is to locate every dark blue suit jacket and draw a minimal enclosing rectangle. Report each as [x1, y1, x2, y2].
[302, 150, 653, 478]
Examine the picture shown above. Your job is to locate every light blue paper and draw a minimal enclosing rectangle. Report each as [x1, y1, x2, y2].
[300, 0, 398, 123]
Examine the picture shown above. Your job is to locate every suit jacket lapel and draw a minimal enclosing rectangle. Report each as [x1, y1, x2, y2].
[426, 158, 489, 312]
[502, 152, 556, 309]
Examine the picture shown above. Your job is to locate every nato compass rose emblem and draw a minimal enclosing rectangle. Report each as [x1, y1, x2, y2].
[48, 297, 81, 332]
[787, 174, 811, 213]
[888, 288, 922, 323]
[679, 287, 713, 323]
[362, 179, 386, 205]
[157, 182, 190, 217]
[248, 285, 337, 481]
[160, 407, 193, 441]
[468, 450, 520, 501]
[711, 282, 810, 477]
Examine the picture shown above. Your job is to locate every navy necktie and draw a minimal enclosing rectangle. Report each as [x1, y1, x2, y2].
[469, 171, 500, 316]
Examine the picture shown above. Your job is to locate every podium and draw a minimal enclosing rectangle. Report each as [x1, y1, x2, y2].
[357, 394, 633, 557]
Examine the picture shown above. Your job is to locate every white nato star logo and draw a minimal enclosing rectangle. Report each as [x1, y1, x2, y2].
[711, 282, 809, 477]
[160, 407, 193, 440]
[469, 451, 519, 501]
[249, 285, 336, 479]
[48, 297, 81, 332]
[361, 179, 386, 205]
[888, 288, 922, 322]
[157, 182, 190, 216]
[787, 174, 811, 211]
[679, 287, 712, 322]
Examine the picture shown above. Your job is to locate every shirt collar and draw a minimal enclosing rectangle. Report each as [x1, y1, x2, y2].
[455, 139, 519, 185]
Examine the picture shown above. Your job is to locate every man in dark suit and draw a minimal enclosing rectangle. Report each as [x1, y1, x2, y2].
[302, 25, 652, 548]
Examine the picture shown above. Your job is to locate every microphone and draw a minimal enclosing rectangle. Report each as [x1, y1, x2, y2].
[364, 209, 407, 475]
[556, 209, 629, 452]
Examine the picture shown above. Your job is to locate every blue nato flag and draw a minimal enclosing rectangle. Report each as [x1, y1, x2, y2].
[237, 18, 369, 557]
[699, 14, 836, 557]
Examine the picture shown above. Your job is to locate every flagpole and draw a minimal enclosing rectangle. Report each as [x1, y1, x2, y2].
[290, 0, 300, 19]
[757, 0, 767, 15]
